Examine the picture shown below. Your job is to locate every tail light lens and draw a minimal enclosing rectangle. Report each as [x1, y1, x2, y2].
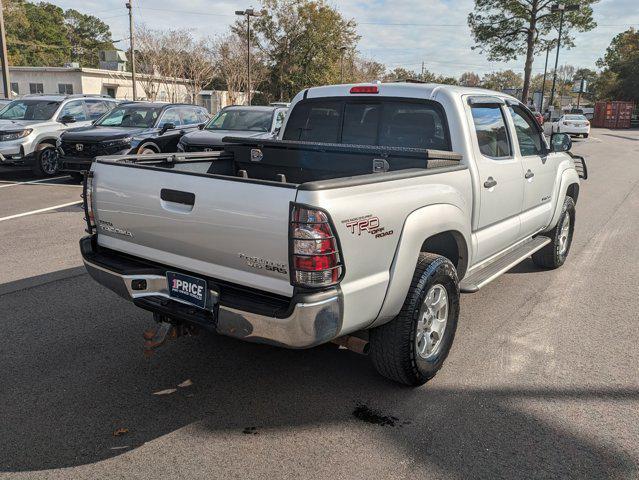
[82, 171, 96, 234]
[290, 204, 344, 288]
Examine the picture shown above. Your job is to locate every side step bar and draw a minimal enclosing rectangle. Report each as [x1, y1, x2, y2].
[460, 236, 551, 293]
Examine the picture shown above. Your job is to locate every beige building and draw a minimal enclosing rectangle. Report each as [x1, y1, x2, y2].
[1, 66, 244, 112]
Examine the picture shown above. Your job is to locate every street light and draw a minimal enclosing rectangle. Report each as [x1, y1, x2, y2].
[548, 3, 579, 110]
[235, 8, 264, 105]
[339, 46, 348, 83]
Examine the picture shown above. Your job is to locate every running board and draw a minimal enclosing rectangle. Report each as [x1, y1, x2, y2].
[460, 237, 551, 293]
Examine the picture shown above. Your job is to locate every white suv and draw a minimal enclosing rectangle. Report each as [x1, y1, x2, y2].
[0, 94, 119, 176]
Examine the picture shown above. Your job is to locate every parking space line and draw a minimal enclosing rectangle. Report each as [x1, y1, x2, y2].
[0, 200, 82, 222]
[0, 176, 72, 189]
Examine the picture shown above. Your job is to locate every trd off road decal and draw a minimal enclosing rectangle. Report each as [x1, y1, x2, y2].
[342, 214, 394, 239]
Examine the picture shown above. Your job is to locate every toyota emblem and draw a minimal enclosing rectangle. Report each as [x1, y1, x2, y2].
[76, 144, 84, 151]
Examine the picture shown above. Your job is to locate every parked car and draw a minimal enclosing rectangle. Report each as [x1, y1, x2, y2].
[0, 94, 118, 176]
[550, 114, 590, 137]
[0, 98, 12, 109]
[59, 102, 210, 179]
[177, 105, 288, 152]
[80, 83, 586, 386]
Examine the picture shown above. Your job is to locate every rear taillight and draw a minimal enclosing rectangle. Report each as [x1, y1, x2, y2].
[82, 171, 96, 234]
[290, 204, 344, 288]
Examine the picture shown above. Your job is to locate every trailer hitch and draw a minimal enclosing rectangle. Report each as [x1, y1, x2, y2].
[143, 314, 199, 358]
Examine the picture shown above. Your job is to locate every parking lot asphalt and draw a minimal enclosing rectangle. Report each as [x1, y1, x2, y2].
[0, 129, 638, 480]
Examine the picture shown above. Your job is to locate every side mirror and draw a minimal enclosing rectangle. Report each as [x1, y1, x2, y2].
[160, 122, 176, 134]
[198, 123, 205, 130]
[550, 132, 572, 153]
[273, 126, 281, 136]
[60, 115, 76, 124]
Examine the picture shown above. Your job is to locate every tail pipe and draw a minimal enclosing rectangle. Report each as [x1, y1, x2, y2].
[332, 335, 370, 355]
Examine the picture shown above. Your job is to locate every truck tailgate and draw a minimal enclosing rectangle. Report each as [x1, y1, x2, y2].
[92, 162, 296, 297]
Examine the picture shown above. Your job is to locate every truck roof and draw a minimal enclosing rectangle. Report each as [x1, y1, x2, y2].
[303, 82, 519, 104]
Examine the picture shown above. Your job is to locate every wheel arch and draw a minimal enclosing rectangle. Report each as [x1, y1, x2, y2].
[137, 141, 161, 153]
[546, 168, 580, 231]
[35, 138, 58, 150]
[370, 203, 470, 328]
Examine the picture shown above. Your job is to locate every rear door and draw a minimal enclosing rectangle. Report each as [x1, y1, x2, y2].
[506, 103, 556, 237]
[467, 100, 524, 262]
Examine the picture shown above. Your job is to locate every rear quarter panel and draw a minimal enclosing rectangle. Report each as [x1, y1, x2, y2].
[296, 168, 472, 334]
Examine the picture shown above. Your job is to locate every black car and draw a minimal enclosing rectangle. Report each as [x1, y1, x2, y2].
[59, 102, 210, 176]
[178, 105, 288, 152]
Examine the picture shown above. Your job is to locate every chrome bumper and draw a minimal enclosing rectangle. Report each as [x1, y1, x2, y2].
[83, 257, 343, 348]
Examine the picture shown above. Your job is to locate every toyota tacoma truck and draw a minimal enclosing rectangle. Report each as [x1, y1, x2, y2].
[80, 83, 587, 386]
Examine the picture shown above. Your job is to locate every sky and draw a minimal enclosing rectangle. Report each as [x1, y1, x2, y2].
[50, 0, 639, 78]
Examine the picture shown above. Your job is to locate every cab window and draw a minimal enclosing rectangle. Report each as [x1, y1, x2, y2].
[84, 100, 112, 121]
[58, 100, 88, 122]
[470, 105, 511, 158]
[179, 107, 200, 125]
[158, 108, 182, 127]
[507, 105, 545, 157]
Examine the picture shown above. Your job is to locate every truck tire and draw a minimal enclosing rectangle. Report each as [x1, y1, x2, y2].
[31, 145, 60, 177]
[532, 196, 575, 269]
[369, 253, 460, 386]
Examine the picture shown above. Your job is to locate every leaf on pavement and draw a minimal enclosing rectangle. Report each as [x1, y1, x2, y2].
[153, 388, 177, 396]
[112, 428, 129, 437]
[178, 379, 193, 388]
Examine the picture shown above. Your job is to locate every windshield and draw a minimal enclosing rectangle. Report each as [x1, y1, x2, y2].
[0, 100, 61, 121]
[96, 105, 161, 128]
[565, 115, 587, 120]
[206, 108, 272, 132]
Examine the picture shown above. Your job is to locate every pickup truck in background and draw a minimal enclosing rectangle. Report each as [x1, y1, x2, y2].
[80, 83, 587, 386]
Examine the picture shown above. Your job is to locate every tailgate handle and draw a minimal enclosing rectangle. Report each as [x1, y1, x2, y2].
[160, 189, 195, 206]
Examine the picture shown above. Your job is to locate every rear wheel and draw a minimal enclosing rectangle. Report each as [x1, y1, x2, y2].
[31, 145, 60, 177]
[369, 253, 460, 386]
[532, 196, 575, 269]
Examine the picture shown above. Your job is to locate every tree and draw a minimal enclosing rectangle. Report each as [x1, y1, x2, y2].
[594, 28, 639, 102]
[64, 9, 114, 68]
[459, 71, 481, 87]
[468, 0, 598, 104]
[481, 69, 523, 91]
[247, 0, 359, 101]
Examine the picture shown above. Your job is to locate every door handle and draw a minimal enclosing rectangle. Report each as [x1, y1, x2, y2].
[160, 188, 195, 206]
[525, 170, 535, 179]
[483, 177, 497, 189]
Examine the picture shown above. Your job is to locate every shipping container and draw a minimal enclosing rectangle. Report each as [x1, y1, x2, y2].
[593, 101, 635, 129]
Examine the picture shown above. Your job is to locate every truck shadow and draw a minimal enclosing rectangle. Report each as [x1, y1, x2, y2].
[0, 274, 636, 478]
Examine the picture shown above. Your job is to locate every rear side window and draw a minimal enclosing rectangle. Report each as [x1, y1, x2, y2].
[471, 106, 511, 158]
[283, 98, 450, 149]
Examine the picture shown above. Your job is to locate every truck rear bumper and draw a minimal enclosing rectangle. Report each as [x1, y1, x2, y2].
[80, 236, 343, 348]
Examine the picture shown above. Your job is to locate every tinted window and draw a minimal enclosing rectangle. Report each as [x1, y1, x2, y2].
[508, 106, 544, 156]
[29, 83, 44, 94]
[196, 109, 210, 124]
[284, 99, 449, 149]
[283, 102, 341, 142]
[0, 100, 60, 121]
[471, 106, 511, 158]
[207, 108, 273, 132]
[379, 102, 448, 149]
[85, 100, 111, 120]
[58, 100, 87, 121]
[97, 105, 161, 128]
[342, 103, 380, 145]
[159, 108, 182, 127]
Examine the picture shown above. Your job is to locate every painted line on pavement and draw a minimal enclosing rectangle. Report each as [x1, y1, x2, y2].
[0, 200, 82, 222]
[0, 176, 71, 189]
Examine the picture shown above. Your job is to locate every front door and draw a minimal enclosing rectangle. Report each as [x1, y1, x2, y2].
[506, 104, 557, 237]
[468, 102, 524, 263]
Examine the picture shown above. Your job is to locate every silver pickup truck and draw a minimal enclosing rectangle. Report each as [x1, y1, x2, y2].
[80, 83, 587, 386]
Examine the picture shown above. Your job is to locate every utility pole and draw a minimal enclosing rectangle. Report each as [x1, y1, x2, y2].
[549, 3, 579, 110]
[126, 2, 137, 101]
[0, 0, 11, 99]
[421, 61, 425, 77]
[540, 42, 552, 113]
[235, 8, 263, 105]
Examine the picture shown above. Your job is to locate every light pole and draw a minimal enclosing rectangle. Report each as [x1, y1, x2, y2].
[126, 2, 137, 101]
[548, 3, 579, 110]
[235, 8, 263, 105]
[0, 0, 10, 99]
[339, 46, 347, 83]
[539, 41, 553, 114]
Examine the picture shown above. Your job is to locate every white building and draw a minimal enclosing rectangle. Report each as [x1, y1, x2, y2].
[1, 66, 244, 112]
